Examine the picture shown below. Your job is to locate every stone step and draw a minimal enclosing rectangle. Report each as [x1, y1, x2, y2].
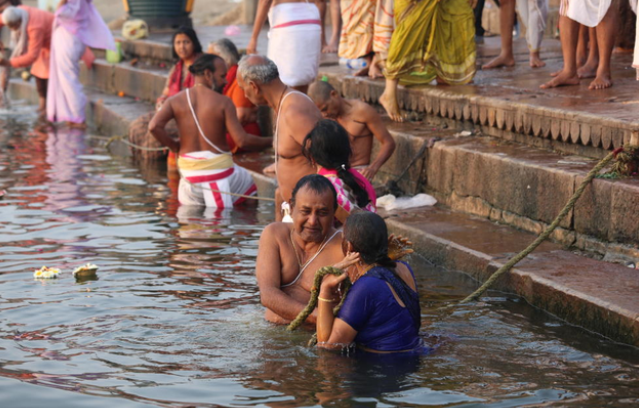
[79, 58, 168, 103]
[383, 201, 639, 347]
[376, 119, 639, 263]
[9, 78, 639, 347]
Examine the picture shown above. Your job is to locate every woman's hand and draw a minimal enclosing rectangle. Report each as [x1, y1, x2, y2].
[246, 39, 258, 55]
[333, 251, 360, 271]
[387, 234, 414, 260]
[319, 253, 359, 298]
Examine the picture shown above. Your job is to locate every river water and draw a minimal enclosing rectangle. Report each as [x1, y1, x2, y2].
[1, 112, 639, 407]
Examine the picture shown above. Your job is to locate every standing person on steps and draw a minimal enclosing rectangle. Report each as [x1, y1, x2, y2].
[247, 0, 322, 93]
[46, 0, 115, 127]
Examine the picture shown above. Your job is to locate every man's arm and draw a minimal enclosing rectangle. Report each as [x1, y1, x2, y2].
[225, 98, 272, 151]
[360, 104, 396, 180]
[256, 224, 315, 323]
[148, 99, 180, 153]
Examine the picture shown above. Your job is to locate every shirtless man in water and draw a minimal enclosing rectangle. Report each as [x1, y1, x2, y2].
[308, 81, 395, 180]
[256, 175, 345, 324]
[237, 55, 322, 219]
[149, 54, 272, 208]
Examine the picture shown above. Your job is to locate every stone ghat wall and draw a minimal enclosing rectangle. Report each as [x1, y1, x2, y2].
[373, 129, 639, 265]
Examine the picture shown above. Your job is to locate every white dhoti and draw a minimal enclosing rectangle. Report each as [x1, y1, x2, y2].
[516, 0, 548, 52]
[178, 151, 256, 208]
[560, 0, 612, 27]
[267, 2, 321, 87]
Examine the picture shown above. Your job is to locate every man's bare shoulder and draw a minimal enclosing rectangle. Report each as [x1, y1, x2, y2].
[349, 99, 380, 121]
[261, 222, 291, 242]
[283, 94, 320, 119]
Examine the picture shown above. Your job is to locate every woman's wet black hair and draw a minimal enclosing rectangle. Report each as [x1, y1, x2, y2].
[290, 174, 338, 211]
[188, 54, 223, 76]
[344, 212, 395, 269]
[302, 119, 370, 208]
[171, 26, 203, 60]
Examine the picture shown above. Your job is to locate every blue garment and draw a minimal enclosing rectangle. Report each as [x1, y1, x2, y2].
[337, 261, 421, 352]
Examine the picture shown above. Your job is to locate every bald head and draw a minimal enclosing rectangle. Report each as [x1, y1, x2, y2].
[308, 81, 336, 104]
[237, 55, 279, 85]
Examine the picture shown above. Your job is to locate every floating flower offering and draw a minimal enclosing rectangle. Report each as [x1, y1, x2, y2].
[72, 263, 98, 279]
[33, 266, 60, 279]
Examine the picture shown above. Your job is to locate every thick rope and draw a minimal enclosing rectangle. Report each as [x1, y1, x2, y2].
[456, 150, 617, 305]
[287, 266, 352, 332]
[103, 135, 169, 152]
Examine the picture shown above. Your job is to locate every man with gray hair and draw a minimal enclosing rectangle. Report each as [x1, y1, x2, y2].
[208, 38, 261, 153]
[237, 55, 321, 221]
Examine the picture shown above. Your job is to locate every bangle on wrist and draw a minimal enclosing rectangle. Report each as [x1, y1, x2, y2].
[318, 296, 336, 302]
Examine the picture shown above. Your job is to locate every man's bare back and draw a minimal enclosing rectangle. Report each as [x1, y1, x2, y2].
[151, 86, 272, 155]
[275, 91, 322, 202]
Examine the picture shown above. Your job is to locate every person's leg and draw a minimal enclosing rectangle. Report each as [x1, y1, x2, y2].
[589, 0, 619, 89]
[323, 0, 341, 53]
[576, 24, 589, 67]
[317, 0, 328, 50]
[474, 0, 486, 41]
[482, 0, 516, 69]
[577, 27, 598, 78]
[379, 77, 402, 121]
[526, 0, 547, 68]
[540, 14, 580, 88]
[35, 77, 47, 114]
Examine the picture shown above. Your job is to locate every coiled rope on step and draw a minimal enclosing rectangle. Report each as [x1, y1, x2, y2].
[287, 266, 352, 346]
[455, 149, 618, 305]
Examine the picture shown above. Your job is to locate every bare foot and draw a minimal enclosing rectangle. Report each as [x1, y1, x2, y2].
[540, 71, 580, 89]
[482, 53, 515, 69]
[550, 69, 562, 77]
[577, 59, 598, 79]
[379, 92, 403, 122]
[263, 162, 276, 174]
[529, 53, 546, 68]
[322, 38, 339, 54]
[588, 74, 612, 90]
[368, 63, 383, 79]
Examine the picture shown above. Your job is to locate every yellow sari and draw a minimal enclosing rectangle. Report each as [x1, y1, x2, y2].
[384, 0, 476, 85]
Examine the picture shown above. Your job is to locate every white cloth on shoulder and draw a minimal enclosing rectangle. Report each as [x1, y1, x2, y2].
[267, 2, 321, 87]
[560, 0, 612, 27]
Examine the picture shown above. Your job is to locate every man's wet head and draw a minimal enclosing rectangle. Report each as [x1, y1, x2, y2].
[237, 55, 280, 106]
[188, 54, 227, 93]
[289, 174, 338, 243]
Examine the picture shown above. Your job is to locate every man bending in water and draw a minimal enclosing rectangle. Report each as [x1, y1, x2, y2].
[256, 175, 345, 324]
[308, 80, 395, 180]
[238, 55, 321, 219]
[149, 54, 272, 208]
